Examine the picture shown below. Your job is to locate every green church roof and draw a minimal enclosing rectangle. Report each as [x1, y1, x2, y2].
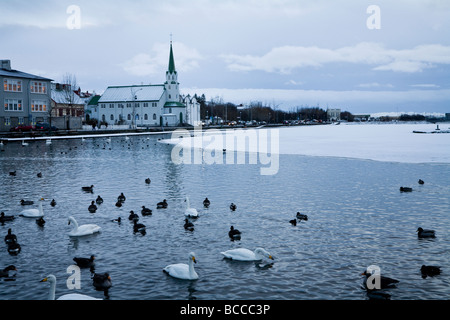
[168, 43, 176, 74]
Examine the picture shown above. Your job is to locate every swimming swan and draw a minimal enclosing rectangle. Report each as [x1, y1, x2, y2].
[68, 216, 101, 237]
[41, 274, 101, 300]
[184, 197, 198, 218]
[163, 252, 199, 280]
[221, 248, 274, 262]
[20, 198, 45, 218]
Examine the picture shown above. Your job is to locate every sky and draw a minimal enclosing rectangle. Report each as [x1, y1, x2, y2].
[1, 0, 449, 114]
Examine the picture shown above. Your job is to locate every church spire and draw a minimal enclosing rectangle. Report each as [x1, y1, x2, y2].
[168, 38, 176, 74]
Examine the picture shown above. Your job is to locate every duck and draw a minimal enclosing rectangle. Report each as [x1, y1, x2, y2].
[73, 255, 96, 269]
[145, 178, 151, 185]
[128, 211, 139, 222]
[230, 203, 237, 211]
[289, 219, 297, 226]
[82, 185, 94, 193]
[184, 219, 195, 232]
[37, 172, 42, 178]
[0, 212, 15, 223]
[93, 272, 112, 292]
[221, 248, 274, 262]
[418, 179, 425, 185]
[184, 197, 199, 218]
[36, 217, 46, 227]
[88, 201, 98, 213]
[163, 252, 198, 280]
[157, 199, 168, 209]
[96, 195, 104, 205]
[4, 228, 17, 244]
[50, 199, 57, 207]
[228, 226, 242, 240]
[296, 212, 308, 221]
[0, 265, 17, 278]
[400, 187, 413, 192]
[117, 193, 126, 203]
[67, 216, 101, 237]
[41, 275, 101, 300]
[203, 198, 210, 208]
[417, 227, 436, 238]
[115, 201, 123, 208]
[20, 198, 45, 218]
[7, 242, 21, 255]
[112, 217, 122, 224]
[420, 265, 441, 278]
[361, 270, 399, 289]
[20, 199, 34, 206]
[141, 206, 152, 216]
[9, 171, 16, 176]
[133, 220, 146, 233]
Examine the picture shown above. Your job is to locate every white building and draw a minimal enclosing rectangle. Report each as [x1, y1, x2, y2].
[327, 108, 341, 122]
[97, 43, 200, 128]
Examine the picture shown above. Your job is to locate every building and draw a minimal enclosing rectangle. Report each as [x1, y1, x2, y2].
[327, 108, 341, 122]
[97, 42, 200, 128]
[0, 60, 53, 131]
[446, 113, 450, 121]
[50, 83, 85, 129]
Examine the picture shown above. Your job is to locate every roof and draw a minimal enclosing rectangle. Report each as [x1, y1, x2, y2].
[164, 101, 185, 108]
[168, 43, 176, 74]
[0, 68, 53, 81]
[51, 90, 85, 105]
[88, 95, 102, 106]
[98, 85, 165, 103]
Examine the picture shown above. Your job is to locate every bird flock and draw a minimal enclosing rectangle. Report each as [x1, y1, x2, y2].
[1, 136, 444, 300]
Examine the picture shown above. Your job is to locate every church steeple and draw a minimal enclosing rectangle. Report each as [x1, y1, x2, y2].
[168, 41, 176, 74]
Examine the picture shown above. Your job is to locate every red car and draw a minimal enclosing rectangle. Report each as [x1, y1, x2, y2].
[9, 125, 34, 132]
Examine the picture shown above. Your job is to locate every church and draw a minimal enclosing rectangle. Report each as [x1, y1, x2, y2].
[97, 42, 201, 128]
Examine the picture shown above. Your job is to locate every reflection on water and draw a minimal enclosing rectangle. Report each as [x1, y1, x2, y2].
[0, 134, 449, 300]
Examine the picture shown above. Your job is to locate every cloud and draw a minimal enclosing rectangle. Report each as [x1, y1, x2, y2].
[121, 42, 203, 77]
[222, 42, 450, 74]
[357, 83, 394, 88]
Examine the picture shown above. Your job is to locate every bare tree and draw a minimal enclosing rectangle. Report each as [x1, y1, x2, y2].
[61, 73, 78, 130]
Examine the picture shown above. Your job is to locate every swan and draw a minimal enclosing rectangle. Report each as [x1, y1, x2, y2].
[20, 198, 45, 218]
[221, 248, 274, 261]
[41, 274, 101, 300]
[184, 197, 198, 218]
[163, 252, 199, 280]
[68, 216, 101, 237]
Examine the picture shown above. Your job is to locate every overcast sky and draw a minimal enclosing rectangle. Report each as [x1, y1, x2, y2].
[1, 0, 449, 114]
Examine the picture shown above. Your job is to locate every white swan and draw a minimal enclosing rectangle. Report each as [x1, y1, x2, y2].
[163, 252, 199, 280]
[20, 198, 45, 218]
[221, 248, 274, 261]
[68, 216, 101, 237]
[41, 274, 101, 300]
[184, 197, 198, 218]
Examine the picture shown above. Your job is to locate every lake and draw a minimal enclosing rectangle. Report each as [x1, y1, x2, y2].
[0, 125, 449, 300]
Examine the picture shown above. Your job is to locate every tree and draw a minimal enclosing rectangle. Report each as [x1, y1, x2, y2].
[61, 73, 79, 130]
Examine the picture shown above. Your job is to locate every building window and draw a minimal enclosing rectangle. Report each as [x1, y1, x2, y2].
[152, 102, 157, 107]
[4, 79, 22, 92]
[144, 114, 148, 120]
[102, 115, 106, 122]
[109, 104, 114, 108]
[127, 103, 131, 108]
[153, 113, 156, 120]
[18, 117, 24, 124]
[144, 103, 149, 108]
[4, 99, 23, 111]
[127, 114, 131, 121]
[30, 82, 47, 94]
[169, 95, 171, 99]
[101, 104, 106, 108]
[31, 100, 47, 112]
[110, 114, 114, 121]
[4, 117, 11, 126]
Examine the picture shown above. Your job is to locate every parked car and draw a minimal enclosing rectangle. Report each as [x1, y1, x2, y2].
[9, 125, 34, 132]
[34, 123, 58, 131]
